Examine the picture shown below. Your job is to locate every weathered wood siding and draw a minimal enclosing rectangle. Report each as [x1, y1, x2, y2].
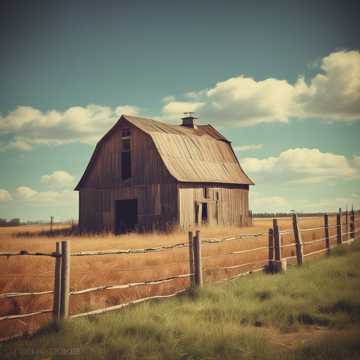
[79, 184, 178, 232]
[79, 120, 178, 232]
[178, 183, 250, 229]
[81, 120, 175, 188]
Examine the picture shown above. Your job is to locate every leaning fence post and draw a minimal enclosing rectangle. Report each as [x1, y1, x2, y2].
[292, 213, 303, 265]
[273, 219, 284, 272]
[336, 209, 343, 245]
[324, 213, 330, 255]
[53, 242, 62, 320]
[188, 231, 195, 288]
[193, 230, 203, 288]
[268, 228, 274, 272]
[60, 240, 70, 319]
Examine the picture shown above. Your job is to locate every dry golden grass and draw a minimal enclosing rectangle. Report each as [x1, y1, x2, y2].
[0, 215, 351, 339]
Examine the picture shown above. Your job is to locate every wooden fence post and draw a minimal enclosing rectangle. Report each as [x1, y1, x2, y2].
[337, 209, 343, 245]
[273, 219, 285, 272]
[60, 240, 70, 319]
[324, 213, 330, 254]
[53, 242, 62, 320]
[346, 208, 349, 241]
[188, 231, 194, 288]
[50, 216, 54, 235]
[268, 228, 274, 272]
[350, 208, 355, 240]
[292, 213, 303, 265]
[193, 230, 203, 288]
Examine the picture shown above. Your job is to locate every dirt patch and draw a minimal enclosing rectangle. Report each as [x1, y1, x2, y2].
[262, 326, 357, 351]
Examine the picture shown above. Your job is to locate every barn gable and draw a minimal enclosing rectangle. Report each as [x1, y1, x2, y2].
[75, 117, 175, 189]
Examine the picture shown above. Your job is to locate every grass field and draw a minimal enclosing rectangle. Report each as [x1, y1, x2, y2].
[1, 239, 359, 359]
[0, 215, 355, 340]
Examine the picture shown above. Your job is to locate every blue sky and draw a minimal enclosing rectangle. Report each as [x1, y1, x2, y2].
[0, 0, 359, 221]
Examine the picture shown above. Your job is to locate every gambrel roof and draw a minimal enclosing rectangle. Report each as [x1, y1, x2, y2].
[75, 115, 254, 189]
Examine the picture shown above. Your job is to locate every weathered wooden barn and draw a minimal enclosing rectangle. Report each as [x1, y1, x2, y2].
[75, 115, 254, 233]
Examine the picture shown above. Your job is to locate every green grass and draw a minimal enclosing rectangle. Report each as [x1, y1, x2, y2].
[1, 241, 360, 360]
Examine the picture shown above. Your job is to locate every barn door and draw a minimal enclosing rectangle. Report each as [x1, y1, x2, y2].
[115, 199, 138, 234]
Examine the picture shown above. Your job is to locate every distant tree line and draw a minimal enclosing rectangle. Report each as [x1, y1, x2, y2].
[0, 218, 21, 227]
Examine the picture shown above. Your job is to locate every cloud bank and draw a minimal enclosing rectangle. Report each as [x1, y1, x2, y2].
[0, 50, 359, 151]
[41, 170, 75, 189]
[0, 104, 139, 151]
[15, 186, 76, 204]
[241, 148, 360, 184]
[0, 170, 77, 209]
[163, 50, 360, 126]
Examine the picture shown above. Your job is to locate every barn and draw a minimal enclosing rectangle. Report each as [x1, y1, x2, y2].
[75, 114, 254, 233]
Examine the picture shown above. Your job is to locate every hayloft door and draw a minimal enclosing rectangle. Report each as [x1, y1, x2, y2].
[115, 199, 138, 234]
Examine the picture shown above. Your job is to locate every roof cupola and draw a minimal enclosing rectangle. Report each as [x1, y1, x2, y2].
[181, 112, 197, 129]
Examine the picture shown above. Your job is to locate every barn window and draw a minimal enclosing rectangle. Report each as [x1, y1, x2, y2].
[121, 129, 131, 180]
[121, 152, 131, 179]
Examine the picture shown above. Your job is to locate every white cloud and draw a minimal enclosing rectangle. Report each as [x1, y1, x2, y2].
[41, 170, 75, 189]
[294, 50, 360, 121]
[241, 148, 360, 184]
[234, 144, 264, 152]
[162, 50, 360, 126]
[16, 186, 38, 199]
[0, 189, 12, 202]
[15, 186, 76, 204]
[0, 104, 139, 151]
[162, 101, 205, 118]
[206, 76, 295, 126]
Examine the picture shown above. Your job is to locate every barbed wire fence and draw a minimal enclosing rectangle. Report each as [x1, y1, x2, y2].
[0, 208, 359, 341]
